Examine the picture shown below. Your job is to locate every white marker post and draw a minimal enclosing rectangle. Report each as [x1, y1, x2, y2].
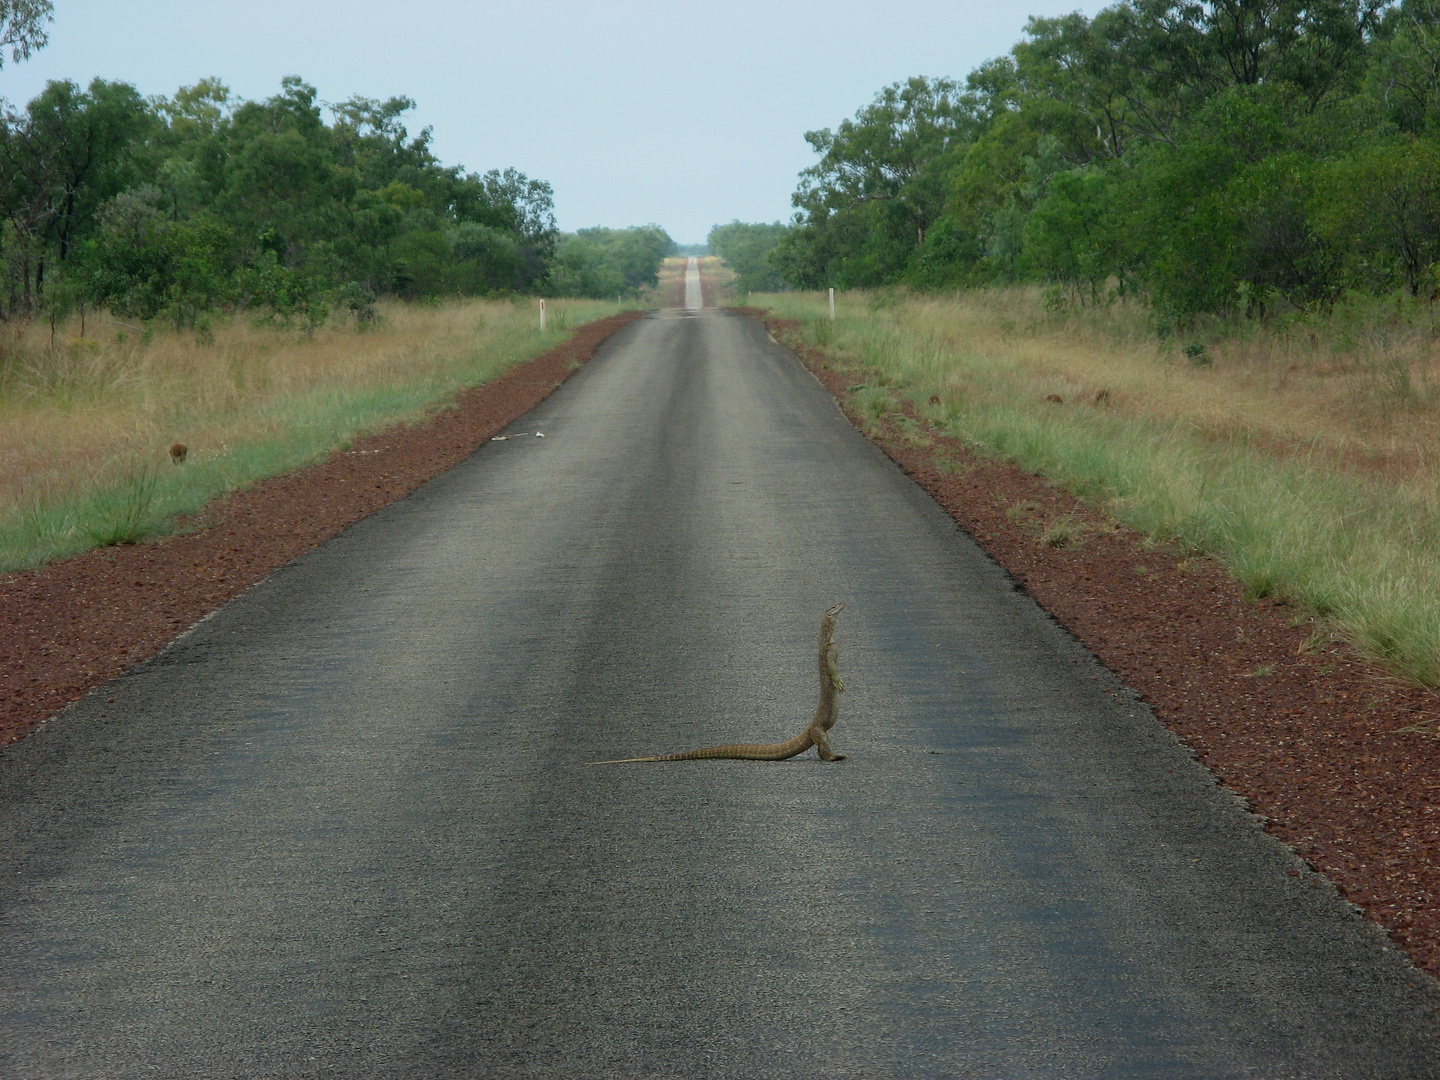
[539, 298, 546, 332]
[828, 287, 836, 320]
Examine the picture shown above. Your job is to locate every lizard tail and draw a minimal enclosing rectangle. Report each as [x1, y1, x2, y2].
[585, 756, 670, 764]
[587, 731, 813, 764]
[587, 603, 846, 765]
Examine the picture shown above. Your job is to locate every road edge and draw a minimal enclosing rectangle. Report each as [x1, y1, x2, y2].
[733, 304, 1440, 984]
[0, 311, 646, 751]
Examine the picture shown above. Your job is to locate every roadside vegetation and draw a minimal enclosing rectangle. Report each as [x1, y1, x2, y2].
[0, 7, 659, 572]
[706, 0, 1440, 687]
[726, 0, 1440, 319]
[756, 286, 1440, 686]
[0, 0, 674, 321]
[708, 223, 787, 294]
[0, 298, 623, 573]
[550, 226, 679, 300]
[0, 73, 674, 321]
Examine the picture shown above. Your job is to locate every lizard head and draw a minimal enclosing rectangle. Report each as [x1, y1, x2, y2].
[824, 602, 845, 619]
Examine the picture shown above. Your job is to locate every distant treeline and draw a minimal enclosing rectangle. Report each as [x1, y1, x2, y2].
[725, 0, 1440, 319]
[551, 224, 676, 300]
[1, 70, 674, 329]
[708, 221, 789, 293]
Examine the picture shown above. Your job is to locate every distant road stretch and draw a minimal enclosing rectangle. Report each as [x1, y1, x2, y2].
[684, 254, 702, 309]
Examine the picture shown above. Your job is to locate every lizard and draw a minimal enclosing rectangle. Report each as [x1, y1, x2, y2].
[588, 602, 847, 763]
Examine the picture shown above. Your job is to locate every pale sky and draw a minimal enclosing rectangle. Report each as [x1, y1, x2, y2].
[2, 1, 1106, 244]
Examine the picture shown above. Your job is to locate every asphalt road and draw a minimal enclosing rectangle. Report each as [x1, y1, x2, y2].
[684, 256, 702, 309]
[2, 308, 1439, 1079]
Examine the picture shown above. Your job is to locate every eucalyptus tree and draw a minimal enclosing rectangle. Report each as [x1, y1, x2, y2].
[1055, 0, 1389, 145]
[1365, 0, 1440, 133]
[776, 0, 1402, 312]
[779, 76, 977, 287]
[708, 221, 790, 293]
[549, 225, 675, 298]
[0, 0, 51, 68]
[0, 78, 152, 316]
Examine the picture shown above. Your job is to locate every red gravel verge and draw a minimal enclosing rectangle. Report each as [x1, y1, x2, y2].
[0, 311, 642, 751]
[736, 308, 1440, 982]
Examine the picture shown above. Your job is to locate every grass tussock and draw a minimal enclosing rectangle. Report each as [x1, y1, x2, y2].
[0, 297, 623, 573]
[757, 286, 1440, 687]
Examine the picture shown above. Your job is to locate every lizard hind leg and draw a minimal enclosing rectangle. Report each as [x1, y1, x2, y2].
[809, 725, 846, 762]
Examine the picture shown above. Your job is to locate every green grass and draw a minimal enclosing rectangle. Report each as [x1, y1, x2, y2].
[756, 289, 1440, 687]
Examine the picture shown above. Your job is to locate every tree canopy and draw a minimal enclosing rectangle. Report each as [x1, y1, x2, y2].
[548, 225, 676, 299]
[774, 0, 1440, 318]
[708, 221, 790, 293]
[0, 72, 665, 329]
[0, 0, 51, 69]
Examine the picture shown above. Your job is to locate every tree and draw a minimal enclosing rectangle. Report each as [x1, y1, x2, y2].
[708, 221, 791, 293]
[1012, 14, 1140, 160]
[448, 221, 524, 294]
[779, 77, 976, 288]
[0, 0, 51, 68]
[390, 228, 450, 298]
[82, 185, 234, 323]
[1364, 0, 1440, 134]
[1088, 0, 1387, 141]
[0, 78, 153, 315]
[1023, 167, 1122, 300]
[218, 77, 346, 261]
[769, 215, 844, 290]
[549, 225, 675, 298]
[794, 76, 976, 246]
[459, 167, 557, 290]
[993, 0, 1389, 162]
[1318, 138, 1440, 295]
[0, 69, 612, 323]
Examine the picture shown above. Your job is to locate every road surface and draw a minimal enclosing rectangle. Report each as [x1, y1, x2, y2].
[684, 256, 702, 309]
[2, 307, 1438, 1078]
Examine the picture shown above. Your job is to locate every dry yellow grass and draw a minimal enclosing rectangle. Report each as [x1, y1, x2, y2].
[0, 296, 619, 569]
[699, 256, 736, 307]
[650, 258, 688, 306]
[848, 288, 1440, 511]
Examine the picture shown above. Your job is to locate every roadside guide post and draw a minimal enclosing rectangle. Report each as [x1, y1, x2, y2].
[540, 298, 546, 332]
[828, 288, 835, 320]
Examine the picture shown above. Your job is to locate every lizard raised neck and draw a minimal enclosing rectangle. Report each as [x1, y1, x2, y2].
[588, 602, 847, 763]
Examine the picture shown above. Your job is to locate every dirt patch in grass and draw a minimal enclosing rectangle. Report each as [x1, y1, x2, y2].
[0, 311, 643, 752]
[737, 307, 1440, 982]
